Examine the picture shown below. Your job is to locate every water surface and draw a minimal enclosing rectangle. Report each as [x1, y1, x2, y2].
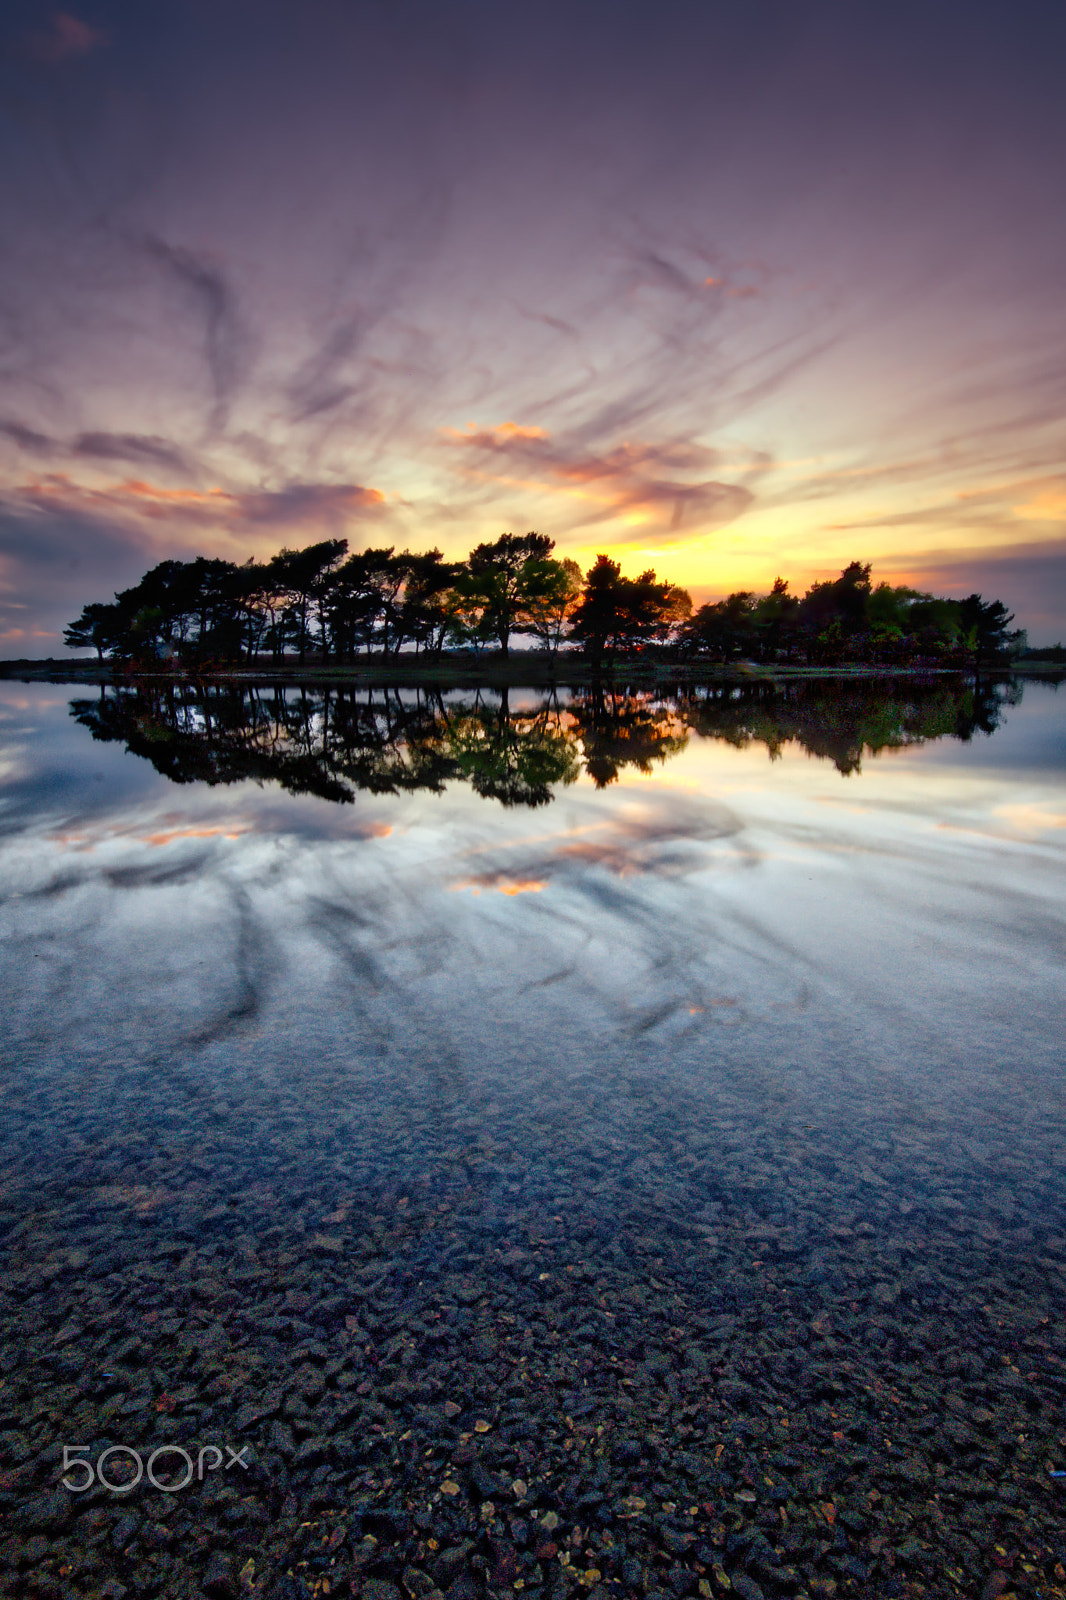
[0, 674, 1063, 1598]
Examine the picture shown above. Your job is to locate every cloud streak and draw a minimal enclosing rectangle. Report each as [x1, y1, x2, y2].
[441, 423, 754, 540]
[3, 474, 387, 537]
[2, 421, 191, 476]
[71, 433, 192, 474]
[143, 237, 252, 432]
[2, 1, 1066, 646]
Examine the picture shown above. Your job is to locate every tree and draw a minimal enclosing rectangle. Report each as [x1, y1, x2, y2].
[443, 688, 580, 805]
[801, 560, 872, 636]
[462, 531, 556, 657]
[958, 594, 1017, 673]
[568, 687, 689, 786]
[752, 577, 800, 660]
[399, 549, 464, 655]
[320, 548, 396, 659]
[269, 539, 348, 661]
[63, 601, 126, 661]
[568, 555, 691, 664]
[684, 592, 757, 659]
[232, 559, 274, 662]
[524, 556, 583, 657]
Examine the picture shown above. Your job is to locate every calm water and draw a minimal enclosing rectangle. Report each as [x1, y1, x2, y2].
[0, 673, 1064, 1596]
[2, 677, 1062, 1135]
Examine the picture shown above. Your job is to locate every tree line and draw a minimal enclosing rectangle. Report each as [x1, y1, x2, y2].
[64, 534, 1024, 670]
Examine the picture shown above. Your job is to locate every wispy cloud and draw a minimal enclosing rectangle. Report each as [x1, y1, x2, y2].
[441, 422, 753, 539]
[2, 421, 192, 477]
[143, 237, 252, 432]
[0, 472, 392, 651]
[825, 473, 1066, 538]
[0, 420, 53, 456]
[287, 319, 363, 423]
[71, 432, 192, 474]
[25, 12, 105, 65]
[0, 500, 154, 649]
[3, 473, 387, 535]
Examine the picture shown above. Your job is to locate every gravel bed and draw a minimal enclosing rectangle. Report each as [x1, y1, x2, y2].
[1, 1053, 1064, 1600]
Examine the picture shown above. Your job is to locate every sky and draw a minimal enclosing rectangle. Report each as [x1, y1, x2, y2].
[1, 0, 1065, 654]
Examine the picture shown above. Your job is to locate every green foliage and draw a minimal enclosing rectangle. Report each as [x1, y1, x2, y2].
[957, 594, 1023, 670]
[681, 563, 1019, 669]
[443, 692, 581, 805]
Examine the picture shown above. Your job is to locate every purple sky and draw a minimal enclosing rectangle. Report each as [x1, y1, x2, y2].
[2, 0, 1065, 651]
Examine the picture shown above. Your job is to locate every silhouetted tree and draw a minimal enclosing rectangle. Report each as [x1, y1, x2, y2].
[270, 539, 348, 661]
[568, 687, 689, 786]
[752, 577, 800, 659]
[524, 556, 583, 658]
[958, 594, 1018, 673]
[443, 688, 580, 805]
[461, 531, 557, 657]
[63, 601, 126, 661]
[61, 541, 1021, 674]
[400, 549, 464, 655]
[568, 556, 691, 666]
[684, 591, 758, 659]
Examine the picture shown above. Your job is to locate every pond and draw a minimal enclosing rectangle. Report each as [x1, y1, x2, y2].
[0, 673, 1064, 1600]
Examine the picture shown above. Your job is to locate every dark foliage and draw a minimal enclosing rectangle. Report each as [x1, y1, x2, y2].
[65, 540, 1020, 672]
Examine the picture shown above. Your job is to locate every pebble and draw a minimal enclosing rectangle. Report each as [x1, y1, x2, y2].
[0, 869, 1064, 1599]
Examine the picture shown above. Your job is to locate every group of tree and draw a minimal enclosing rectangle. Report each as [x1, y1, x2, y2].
[680, 562, 1025, 670]
[64, 534, 592, 667]
[65, 537, 1023, 672]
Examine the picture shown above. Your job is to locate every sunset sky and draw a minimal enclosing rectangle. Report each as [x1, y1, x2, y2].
[2, 0, 1065, 652]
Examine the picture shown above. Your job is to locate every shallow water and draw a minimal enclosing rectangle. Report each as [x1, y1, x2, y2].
[0, 675, 1064, 1599]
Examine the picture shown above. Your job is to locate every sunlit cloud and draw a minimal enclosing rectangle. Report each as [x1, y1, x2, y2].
[992, 804, 1066, 837]
[1, 2, 1065, 646]
[446, 798, 742, 898]
[4, 474, 387, 535]
[0, 627, 54, 646]
[702, 272, 766, 301]
[1013, 480, 1066, 523]
[825, 474, 1066, 541]
[441, 422, 753, 539]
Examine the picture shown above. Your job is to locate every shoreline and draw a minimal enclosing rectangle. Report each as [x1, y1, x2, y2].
[2, 655, 1059, 690]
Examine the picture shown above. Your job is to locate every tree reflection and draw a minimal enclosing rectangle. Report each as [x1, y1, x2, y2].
[677, 678, 1018, 775]
[69, 674, 1022, 803]
[567, 687, 689, 787]
[442, 688, 581, 807]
